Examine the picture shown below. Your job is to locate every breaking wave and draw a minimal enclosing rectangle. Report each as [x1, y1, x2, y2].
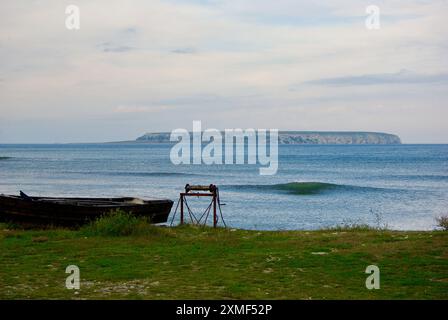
[225, 182, 388, 195]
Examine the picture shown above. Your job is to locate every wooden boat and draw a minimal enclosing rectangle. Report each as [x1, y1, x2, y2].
[0, 191, 173, 227]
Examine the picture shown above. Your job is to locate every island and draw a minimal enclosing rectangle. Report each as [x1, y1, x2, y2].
[134, 131, 402, 145]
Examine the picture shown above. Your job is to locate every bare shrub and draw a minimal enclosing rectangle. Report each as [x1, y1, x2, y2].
[436, 215, 448, 231]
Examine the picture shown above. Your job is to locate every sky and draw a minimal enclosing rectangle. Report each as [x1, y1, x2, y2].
[0, 0, 447, 143]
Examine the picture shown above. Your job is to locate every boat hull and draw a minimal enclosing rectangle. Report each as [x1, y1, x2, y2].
[0, 195, 174, 227]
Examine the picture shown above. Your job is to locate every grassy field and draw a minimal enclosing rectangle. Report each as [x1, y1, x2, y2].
[0, 216, 447, 300]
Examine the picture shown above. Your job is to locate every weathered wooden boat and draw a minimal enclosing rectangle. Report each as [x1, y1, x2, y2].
[0, 191, 174, 227]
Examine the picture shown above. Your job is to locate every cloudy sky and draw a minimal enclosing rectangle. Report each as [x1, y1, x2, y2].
[0, 0, 447, 143]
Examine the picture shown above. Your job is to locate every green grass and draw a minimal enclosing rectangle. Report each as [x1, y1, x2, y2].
[0, 216, 447, 300]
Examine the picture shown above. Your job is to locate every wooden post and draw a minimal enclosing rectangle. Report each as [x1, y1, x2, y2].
[213, 192, 217, 228]
[180, 195, 184, 225]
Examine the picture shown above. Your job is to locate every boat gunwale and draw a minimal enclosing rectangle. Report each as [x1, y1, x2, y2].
[0, 194, 173, 206]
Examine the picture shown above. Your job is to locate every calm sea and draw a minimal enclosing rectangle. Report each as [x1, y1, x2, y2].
[0, 144, 447, 230]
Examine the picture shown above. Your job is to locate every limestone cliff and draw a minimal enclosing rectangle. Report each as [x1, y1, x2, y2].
[136, 131, 401, 144]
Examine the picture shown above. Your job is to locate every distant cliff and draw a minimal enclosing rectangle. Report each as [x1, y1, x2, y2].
[135, 131, 401, 144]
[277, 132, 401, 144]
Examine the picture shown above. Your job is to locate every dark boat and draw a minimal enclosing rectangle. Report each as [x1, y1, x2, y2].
[0, 191, 174, 227]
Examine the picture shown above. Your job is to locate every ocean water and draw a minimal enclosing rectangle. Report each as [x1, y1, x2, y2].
[0, 143, 447, 231]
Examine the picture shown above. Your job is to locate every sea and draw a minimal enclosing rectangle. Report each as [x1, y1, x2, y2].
[0, 143, 447, 230]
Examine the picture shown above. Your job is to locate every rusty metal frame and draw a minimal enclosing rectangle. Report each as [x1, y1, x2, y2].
[171, 184, 222, 228]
